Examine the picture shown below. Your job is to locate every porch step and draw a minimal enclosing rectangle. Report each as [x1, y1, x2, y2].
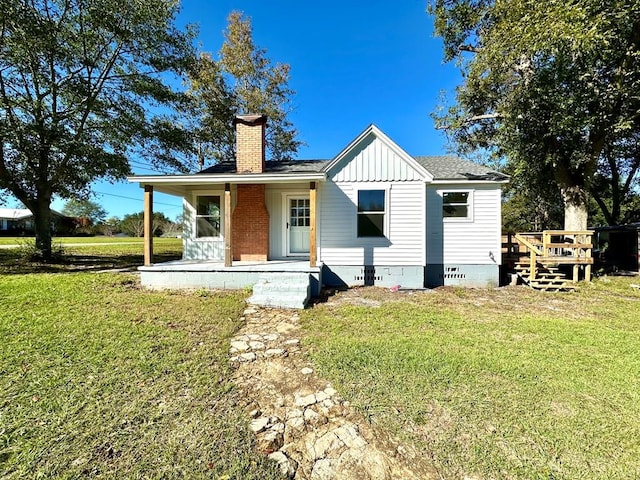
[248, 272, 311, 309]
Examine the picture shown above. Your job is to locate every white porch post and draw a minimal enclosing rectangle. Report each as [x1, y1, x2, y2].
[224, 182, 232, 267]
[310, 181, 317, 268]
[143, 184, 154, 266]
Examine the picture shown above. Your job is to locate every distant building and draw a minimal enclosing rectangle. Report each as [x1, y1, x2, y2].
[0, 208, 75, 236]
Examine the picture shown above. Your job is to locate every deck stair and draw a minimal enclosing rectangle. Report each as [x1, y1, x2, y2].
[514, 261, 576, 292]
[503, 230, 594, 292]
[248, 272, 311, 309]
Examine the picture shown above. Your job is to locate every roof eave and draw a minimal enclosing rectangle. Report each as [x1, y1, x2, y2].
[127, 172, 327, 186]
[431, 178, 510, 185]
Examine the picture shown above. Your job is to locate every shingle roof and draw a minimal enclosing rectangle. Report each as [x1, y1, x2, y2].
[198, 157, 507, 181]
[199, 160, 330, 174]
[414, 156, 508, 181]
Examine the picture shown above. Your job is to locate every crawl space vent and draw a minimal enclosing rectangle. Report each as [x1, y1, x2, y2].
[442, 267, 467, 280]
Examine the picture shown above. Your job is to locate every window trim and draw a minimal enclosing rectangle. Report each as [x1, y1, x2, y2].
[441, 189, 473, 222]
[356, 187, 388, 238]
[194, 193, 223, 239]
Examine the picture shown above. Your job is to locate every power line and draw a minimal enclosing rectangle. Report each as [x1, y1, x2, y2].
[94, 190, 182, 208]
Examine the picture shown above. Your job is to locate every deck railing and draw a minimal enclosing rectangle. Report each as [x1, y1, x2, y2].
[504, 230, 594, 283]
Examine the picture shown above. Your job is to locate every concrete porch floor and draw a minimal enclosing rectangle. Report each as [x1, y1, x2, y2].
[139, 258, 319, 273]
[138, 259, 323, 297]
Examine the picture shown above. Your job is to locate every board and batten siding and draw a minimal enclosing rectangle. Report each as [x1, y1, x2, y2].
[332, 135, 424, 182]
[426, 184, 502, 265]
[318, 180, 426, 266]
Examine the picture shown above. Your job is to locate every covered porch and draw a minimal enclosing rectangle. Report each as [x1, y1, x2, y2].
[129, 171, 326, 306]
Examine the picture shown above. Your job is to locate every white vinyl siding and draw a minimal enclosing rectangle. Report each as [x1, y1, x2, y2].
[319, 181, 425, 266]
[426, 184, 502, 265]
[183, 194, 225, 260]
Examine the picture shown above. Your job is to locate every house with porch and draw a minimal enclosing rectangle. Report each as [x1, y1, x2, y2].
[129, 115, 508, 308]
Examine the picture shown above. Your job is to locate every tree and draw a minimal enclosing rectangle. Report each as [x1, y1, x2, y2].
[119, 211, 168, 237]
[97, 216, 120, 236]
[430, 0, 640, 230]
[0, 0, 196, 259]
[187, 11, 301, 168]
[62, 198, 107, 225]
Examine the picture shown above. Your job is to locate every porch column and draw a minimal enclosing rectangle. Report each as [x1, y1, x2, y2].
[310, 181, 317, 267]
[224, 183, 232, 267]
[143, 184, 153, 266]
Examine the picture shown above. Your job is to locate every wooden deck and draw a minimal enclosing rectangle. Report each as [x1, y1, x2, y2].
[503, 231, 594, 291]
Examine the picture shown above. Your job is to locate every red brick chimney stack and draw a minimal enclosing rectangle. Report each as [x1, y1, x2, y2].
[234, 114, 266, 174]
[231, 114, 269, 261]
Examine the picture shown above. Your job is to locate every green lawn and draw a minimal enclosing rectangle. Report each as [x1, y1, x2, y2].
[302, 278, 640, 479]
[0, 238, 182, 273]
[0, 272, 280, 479]
[0, 236, 150, 245]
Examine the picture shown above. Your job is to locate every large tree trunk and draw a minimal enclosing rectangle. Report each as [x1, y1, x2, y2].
[561, 185, 589, 231]
[31, 198, 53, 260]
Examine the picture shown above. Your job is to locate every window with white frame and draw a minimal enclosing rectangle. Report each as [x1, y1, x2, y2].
[196, 195, 221, 237]
[442, 191, 471, 219]
[357, 190, 385, 237]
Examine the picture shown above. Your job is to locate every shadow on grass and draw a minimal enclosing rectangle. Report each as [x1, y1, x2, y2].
[0, 251, 182, 275]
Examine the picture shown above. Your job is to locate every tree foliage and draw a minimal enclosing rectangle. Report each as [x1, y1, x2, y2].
[62, 198, 107, 224]
[0, 0, 196, 258]
[187, 11, 301, 167]
[430, 0, 640, 229]
[120, 211, 170, 237]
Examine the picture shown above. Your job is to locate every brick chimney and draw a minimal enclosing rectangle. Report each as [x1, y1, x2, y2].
[234, 114, 266, 173]
[232, 114, 269, 261]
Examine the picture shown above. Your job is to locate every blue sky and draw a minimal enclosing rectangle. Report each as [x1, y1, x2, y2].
[45, 0, 461, 219]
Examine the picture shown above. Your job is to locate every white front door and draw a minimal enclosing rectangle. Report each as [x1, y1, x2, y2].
[286, 196, 310, 256]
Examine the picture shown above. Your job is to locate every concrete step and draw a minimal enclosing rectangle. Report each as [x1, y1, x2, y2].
[248, 272, 311, 309]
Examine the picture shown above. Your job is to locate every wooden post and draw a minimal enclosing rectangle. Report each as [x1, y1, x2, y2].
[143, 184, 154, 266]
[542, 231, 548, 257]
[224, 183, 232, 267]
[309, 181, 317, 268]
[530, 251, 537, 283]
[584, 232, 592, 282]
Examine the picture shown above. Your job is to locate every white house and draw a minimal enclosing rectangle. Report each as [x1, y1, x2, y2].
[129, 116, 508, 306]
[0, 208, 34, 234]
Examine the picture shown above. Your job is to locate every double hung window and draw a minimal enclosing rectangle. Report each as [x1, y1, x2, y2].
[442, 191, 470, 219]
[196, 195, 221, 237]
[357, 190, 385, 237]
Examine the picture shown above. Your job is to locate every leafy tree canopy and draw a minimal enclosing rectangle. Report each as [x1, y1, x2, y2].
[0, 0, 196, 257]
[430, 0, 640, 229]
[120, 211, 170, 237]
[187, 11, 302, 167]
[62, 198, 107, 224]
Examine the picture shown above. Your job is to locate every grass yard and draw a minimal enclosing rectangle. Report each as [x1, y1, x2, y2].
[302, 278, 640, 479]
[0, 237, 182, 274]
[0, 236, 152, 246]
[0, 272, 280, 479]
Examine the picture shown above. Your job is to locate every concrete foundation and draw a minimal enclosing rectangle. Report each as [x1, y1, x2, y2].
[322, 265, 425, 289]
[139, 260, 322, 297]
[425, 264, 499, 288]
